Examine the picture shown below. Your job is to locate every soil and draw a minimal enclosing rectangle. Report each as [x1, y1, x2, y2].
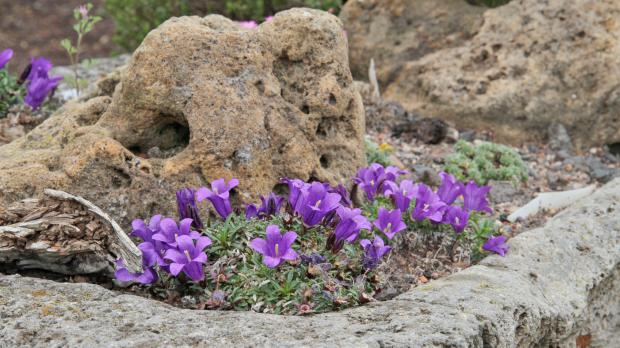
[0, 0, 119, 74]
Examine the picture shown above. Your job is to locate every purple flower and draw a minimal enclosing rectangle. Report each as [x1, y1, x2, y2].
[245, 203, 258, 219]
[130, 215, 162, 242]
[330, 183, 353, 207]
[373, 208, 407, 240]
[353, 163, 407, 201]
[335, 206, 371, 241]
[411, 184, 447, 223]
[298, 182, 341, 226]
[250, 225, 298, 268]
[282, 177, 311, 213]
[24, 75, 62, 109]
[0, 48, 13, 70]
[176, 188, 203, 230]
[114, 259, 158, 284]
[264, 16, 274, 22]
[463, 181, 492, 214]
[442, 206, 469, 234]
[437, 172, 464, 205]
[246, 192, 285, 220]
[327, 206, 371, 252]
[385, 179, 417, 212]
[131, 215, 167, 268]
[483, 235, 509, 256]
[196, 178, 239, 219]
[360, 236, 392, 270]
[164, 235, 211, 281]
[152, 217, 201, 247]
[26, 57, 53, 81]
[245, 192, 284, 220]
[238, 20, 258, 29]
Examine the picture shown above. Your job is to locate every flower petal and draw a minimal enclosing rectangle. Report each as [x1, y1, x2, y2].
[159, 218, 178, 236]
[114, 268, 138, 282]
[195, 187, 211, 202]
[195, 236, 212, 251]
[250, 238, 270, 255]
[183, 262, 204, 281]
[164, 248, 187, 264]
[193, 252, 208, 264]
[179, 218, 193, 235]
[176, 235, 195, 252]
[265, 225, 282, 244]
[263, 256, 282, 268]
[279, 231, 297, 251]
[359, 239, 371, 249]
[228, 178, 239, 190]
[169, 263, 184, 276]
[281, 248, 298, 261]
[136, 267, 158, 284]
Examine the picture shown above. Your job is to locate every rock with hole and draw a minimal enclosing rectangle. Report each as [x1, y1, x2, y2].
[0, 9, 365, 227]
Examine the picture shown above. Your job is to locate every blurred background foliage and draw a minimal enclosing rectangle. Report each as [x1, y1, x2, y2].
[105, 0, 343, 51]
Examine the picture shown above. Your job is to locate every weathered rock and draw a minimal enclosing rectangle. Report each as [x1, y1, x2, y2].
[1, 178, 618, 347]
[0, 9, 365, 227]
[381, 0, 620, 149]
[340, 0, 485, 85]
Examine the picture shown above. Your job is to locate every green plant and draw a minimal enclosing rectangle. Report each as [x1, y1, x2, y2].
[224, 0, 342, 21]
[106, 0, 343, 51]
[365, 137, 393, 167]
[444, 140, 528, 185]
[105, 0, 189, 52]
[272, 0, 342, 10]
[0, 69, 24, 117]
[466, 214, 500, 262]
[60, 4, 102, 96]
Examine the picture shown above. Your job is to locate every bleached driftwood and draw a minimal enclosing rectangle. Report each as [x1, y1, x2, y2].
[0, 189, 142, 275]
[507, 185, 596, 222]
[369, 58, 381, 100]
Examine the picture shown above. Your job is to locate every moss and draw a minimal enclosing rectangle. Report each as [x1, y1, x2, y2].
[444, 140, 528, 185]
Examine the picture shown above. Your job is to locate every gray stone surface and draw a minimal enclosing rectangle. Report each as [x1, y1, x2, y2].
[1, 179, 619, 347]
[51, 55, 130, 101]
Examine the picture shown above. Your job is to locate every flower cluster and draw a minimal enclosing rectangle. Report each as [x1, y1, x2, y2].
[116, 163, 505, 290]
[115, 215, 212, 283]
[0, 48, 62, 111]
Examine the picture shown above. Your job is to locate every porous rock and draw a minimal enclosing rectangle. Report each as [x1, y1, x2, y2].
[380, 0, 620, 148]
[0, 9, 365, 227]
[340, 0, 485, 85]
[1, 179, 618, 347]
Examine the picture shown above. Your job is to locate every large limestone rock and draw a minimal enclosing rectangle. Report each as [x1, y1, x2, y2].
[340, 0, 485, 85]
[0, 9, 365, 227]
[1, 178, 618, 347]
[345, 0, 620, 149]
